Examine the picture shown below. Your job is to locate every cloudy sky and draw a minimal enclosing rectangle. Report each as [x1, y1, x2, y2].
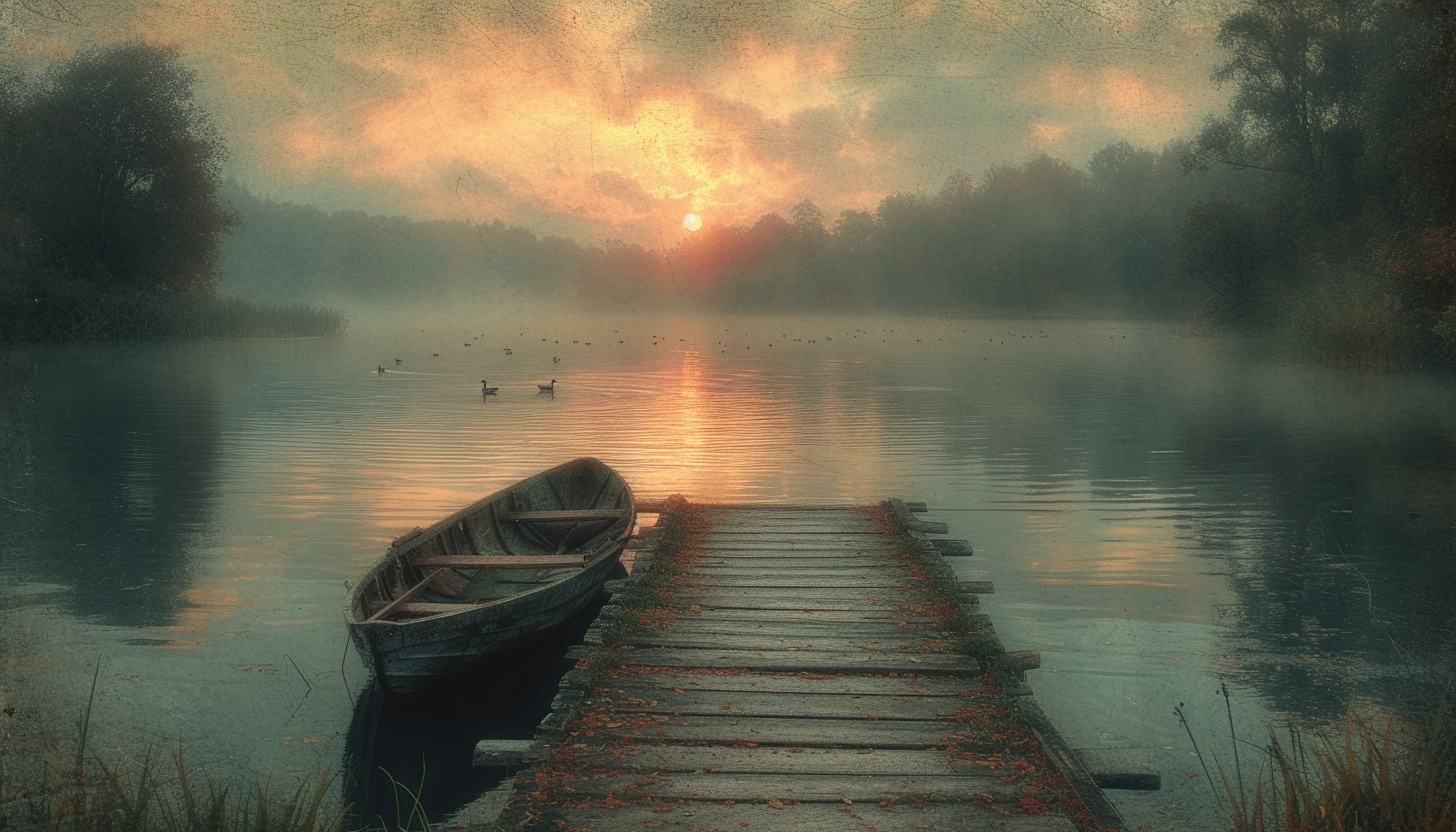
[3, 0, 1234, 244]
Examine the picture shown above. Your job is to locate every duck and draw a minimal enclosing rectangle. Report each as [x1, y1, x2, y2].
[376, 365, 386, 374]
[481, 380, 498, 396]
[537, 379, 557, 393]
[552, 356, 561, 363]
[504, 348, 513, 355]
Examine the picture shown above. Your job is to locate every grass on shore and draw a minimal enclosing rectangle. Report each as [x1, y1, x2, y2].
[1226, 712, 1455, 832]
[3, 746, 346, 832]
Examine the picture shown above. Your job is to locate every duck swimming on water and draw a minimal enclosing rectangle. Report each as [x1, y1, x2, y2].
[481, 380, 498, 396]
[537, 379, 556, 393]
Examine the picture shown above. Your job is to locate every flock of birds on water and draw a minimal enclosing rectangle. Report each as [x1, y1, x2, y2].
[370, 325, 1135, 395]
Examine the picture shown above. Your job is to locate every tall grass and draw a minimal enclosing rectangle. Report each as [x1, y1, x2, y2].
[4, 745, 346, 832]
[1226, 713, 1456, 832]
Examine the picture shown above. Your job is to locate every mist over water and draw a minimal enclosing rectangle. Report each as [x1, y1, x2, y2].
[3, 312, 1454, 830]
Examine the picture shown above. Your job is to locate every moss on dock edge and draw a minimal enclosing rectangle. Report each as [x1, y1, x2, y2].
[872, 499, 1128, 832]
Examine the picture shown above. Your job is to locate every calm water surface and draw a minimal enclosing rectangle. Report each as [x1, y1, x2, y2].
[3, 312, 1454, 830]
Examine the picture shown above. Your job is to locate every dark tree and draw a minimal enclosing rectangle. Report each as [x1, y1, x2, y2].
[1177, 198, 1282, 314]
[8, 43, 234, 295]
[1191, 0, 1379, 226]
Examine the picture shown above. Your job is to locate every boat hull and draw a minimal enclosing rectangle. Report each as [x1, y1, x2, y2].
[348, 549, 622, 693]
[344, 457, 634, 694]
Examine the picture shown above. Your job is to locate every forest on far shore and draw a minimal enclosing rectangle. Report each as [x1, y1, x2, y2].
[221, 143, 1214, 320]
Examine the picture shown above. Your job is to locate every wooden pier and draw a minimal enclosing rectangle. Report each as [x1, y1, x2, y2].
[482, 499, 1135, 832]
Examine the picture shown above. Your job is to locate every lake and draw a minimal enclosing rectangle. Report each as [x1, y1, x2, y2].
[2, 311, 1453, 831]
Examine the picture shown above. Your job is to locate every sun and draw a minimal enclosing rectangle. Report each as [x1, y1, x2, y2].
[682, 212, 703, 232]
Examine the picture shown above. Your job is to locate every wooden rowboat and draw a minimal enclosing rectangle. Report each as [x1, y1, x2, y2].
[346, 457, 635, 694]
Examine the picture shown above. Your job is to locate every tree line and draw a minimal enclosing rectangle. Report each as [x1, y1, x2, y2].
[575, 144, 1225, 318]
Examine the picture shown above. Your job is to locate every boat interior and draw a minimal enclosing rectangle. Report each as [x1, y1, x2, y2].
[356, 460, 633, 621]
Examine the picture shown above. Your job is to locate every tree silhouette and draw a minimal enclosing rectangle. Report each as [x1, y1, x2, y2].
[5, 43, 233, 296]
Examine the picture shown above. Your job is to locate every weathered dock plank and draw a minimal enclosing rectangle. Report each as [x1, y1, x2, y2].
[644, 619, 945, 638]
[616, 631, 944, 654]
[540, 771, 1024, 803]
[682, 588, 923, 605]
[666, 605, 938, 621]
[608, 671, 980, 697]
[698, 538, 895, 548]
[619, 745, 965, 775]
[660, 597, 907, 612]
[594, 688, 970, 720]
[619, 646, 976, 675]
[694, 554, 893, 566]
[691, 574, 904, 588]
[587, 713, 955, 749]
[548, 804, 1079, 832]
[693, 564, 897, 576]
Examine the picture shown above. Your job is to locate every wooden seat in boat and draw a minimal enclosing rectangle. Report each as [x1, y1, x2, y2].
[498, 508, 629, 523]
[411, 554, 584, 569]
[394, 601, 503, 616]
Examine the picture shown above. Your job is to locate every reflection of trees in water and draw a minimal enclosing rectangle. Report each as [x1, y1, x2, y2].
[1, 348, 220, 628]
[0, 354, 44, 580]
[1180, 415, 1456, 724]
[853, 342, 1456, 724]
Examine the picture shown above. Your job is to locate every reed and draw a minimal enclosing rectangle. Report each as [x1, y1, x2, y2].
[375, 766, 431, 832]
[4, 742, 348, 832]
[1226, 712, 1456, 832]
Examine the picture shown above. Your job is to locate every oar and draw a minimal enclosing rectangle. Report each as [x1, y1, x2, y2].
[365, 568, 448, 622]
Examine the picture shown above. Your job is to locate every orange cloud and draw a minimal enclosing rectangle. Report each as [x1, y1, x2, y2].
[268, 121, 342, 172]
[221, 54, 304, 104]
[6, 34, 74, 62]
[117, 0, 240, 51]
[231, 16, 886, 239]
[1032, 123, 1068, 145]
[1098, 65, 1191, 145]
[1044, 62, 1091, 102]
